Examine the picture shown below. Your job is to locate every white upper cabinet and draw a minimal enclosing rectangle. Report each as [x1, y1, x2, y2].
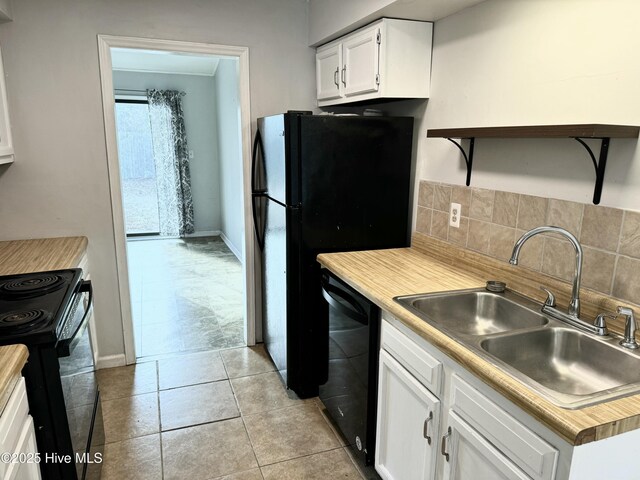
[0, 44, 13, 164]
[315, 18, 432, 107]
[316, 44, 342, 102]
[343, 23, 380, 98]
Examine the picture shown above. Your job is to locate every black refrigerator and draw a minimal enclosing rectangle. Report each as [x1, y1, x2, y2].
[252, 111, 414, 398]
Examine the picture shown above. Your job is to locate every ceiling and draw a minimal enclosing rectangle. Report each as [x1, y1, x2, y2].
[111, 48, 221, 76]
[309, 0, 487, 46]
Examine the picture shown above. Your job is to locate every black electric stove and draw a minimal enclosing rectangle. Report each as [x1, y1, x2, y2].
[0, 269, 104, 480]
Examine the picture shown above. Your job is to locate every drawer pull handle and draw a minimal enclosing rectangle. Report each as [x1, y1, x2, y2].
[441, 426, 451, 462]
[341, 65, 347, 86]
[333, 67, 339, 88]
[423, 411, 433, 445]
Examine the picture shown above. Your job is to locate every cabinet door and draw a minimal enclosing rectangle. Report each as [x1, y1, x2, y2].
[6, 416, 41, 480]
[343, 25, 380, 97]
[442, 413, 531, 480]
[376, 349, 440, 480]
[316, 43, 342, 101]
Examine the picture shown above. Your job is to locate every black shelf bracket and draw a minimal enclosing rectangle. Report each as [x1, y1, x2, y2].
[573, 137, 610, 205]
[430, 124, 638, 206]
[446, 137, 475, 186]
[444, 135, 610, 204]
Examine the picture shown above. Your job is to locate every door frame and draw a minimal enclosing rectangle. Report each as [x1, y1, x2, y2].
[97, 34, 255, 364]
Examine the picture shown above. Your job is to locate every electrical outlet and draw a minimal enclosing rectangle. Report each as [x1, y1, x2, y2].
[449, 202, 461, 228]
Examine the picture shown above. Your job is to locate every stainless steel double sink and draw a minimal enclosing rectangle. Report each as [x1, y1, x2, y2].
[395, 288, 640, 409]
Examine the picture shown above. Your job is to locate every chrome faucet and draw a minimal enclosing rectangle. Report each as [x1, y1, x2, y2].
[510, 226, 583, 317]
[509, 226, 609, 336]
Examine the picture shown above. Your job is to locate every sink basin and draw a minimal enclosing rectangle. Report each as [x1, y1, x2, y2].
[395, 288, 640, 408]
[481, 328, 640, 406]
[398, 290, 548, 336]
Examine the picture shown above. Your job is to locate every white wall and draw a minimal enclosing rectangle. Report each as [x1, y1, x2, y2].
[0, 0, 315, 360]
[420, 0, 640, 211]
[113, 70, 221, 234]
[214, 59, 244, 260]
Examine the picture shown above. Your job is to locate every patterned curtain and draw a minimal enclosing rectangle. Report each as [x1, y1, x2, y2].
[147, 89, 195, 236]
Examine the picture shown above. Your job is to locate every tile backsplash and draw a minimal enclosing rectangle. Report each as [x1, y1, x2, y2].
[416, 181, 640, 305]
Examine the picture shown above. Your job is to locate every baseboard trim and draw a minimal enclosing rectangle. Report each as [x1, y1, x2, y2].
[220, 231, 242, 261]
[126, 231, 222, 242]
[185, 230, 221, 238]
[96, 354, 127, 370]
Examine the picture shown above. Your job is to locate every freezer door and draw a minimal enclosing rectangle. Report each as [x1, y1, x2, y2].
[262, 197, 289, 382]
[261, 114, 288, 205]
[299, 115, 413, 251]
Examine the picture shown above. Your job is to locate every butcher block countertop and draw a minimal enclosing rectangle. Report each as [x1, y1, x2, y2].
[317, 233, 640, 447]
[0, 345, 28, 417]
[0, 237, 88, 276]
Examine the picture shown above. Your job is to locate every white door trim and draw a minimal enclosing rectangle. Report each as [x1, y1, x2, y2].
[97, 34, 255, 365]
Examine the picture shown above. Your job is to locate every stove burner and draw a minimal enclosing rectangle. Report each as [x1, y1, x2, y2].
[0, 309, 52, 333]
[0, 274, 65, 299]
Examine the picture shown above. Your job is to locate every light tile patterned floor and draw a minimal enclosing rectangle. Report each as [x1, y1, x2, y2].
[98, 346, 366, 480]
[127, 236, 244, 358]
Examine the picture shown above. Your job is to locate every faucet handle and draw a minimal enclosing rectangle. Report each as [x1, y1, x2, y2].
[593, 313, 614, 334]
[539, 286, 556, 307]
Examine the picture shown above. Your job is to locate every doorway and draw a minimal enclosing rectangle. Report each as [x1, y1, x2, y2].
[98, 36, 255, 364]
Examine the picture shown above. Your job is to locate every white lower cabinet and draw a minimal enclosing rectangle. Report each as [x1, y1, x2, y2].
[376, 349, 440, 480]
[376, 317, 560, 480]
[442, 413, 530, 480]
[0, 378, 41, 480]
[5, 416, 39, 480]
[448, 375, 557, 480]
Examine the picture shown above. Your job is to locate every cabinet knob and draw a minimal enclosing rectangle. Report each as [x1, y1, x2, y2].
[441, 426, 452, 462]
[423, 411, 433, 445]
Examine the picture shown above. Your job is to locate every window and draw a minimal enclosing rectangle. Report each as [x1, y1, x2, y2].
[115, 100, 161, 235]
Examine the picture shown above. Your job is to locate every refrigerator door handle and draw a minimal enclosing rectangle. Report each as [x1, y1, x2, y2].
[251, 129, 267, 195]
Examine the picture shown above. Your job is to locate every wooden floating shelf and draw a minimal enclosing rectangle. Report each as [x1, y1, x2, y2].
[426, 124, 640, 204]
[427, 124, 640, 139]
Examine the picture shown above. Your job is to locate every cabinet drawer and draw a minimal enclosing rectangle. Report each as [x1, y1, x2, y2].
[450, 375, 558, 480]
[0, 377, 29, 454]
[381, 320, 442, 396]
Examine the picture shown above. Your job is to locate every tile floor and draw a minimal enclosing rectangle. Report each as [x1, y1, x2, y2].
[97, 345, 366, 480]
[126, 236, 244, 358]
